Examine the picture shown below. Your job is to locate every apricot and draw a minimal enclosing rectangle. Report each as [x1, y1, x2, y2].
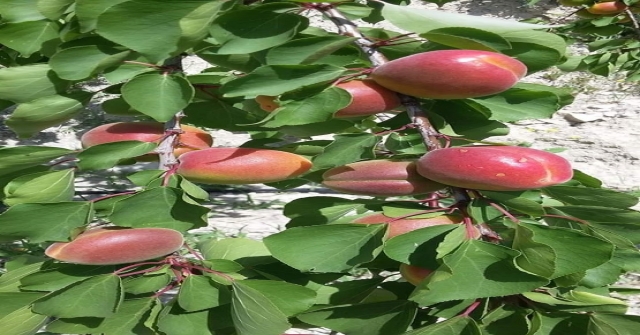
[369, 50, 527, 100]
[45, 227, 184, 265]
[399, 263, 433, 286]
[176, 147, 313, 184]
[587, 1, 627, 14]
[255, 79, 401, 118]
[80, 122, 213, 157]
[321, 160, 445, 197]
[416, 146, 573, 191]
[353, 213, 462, 238]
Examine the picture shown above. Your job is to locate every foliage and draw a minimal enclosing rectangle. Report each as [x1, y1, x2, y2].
[0, 1, 639, 335]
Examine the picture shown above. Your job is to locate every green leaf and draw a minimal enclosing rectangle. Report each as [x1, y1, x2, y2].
[76, 141, 158, 170]
[284, 196, 376, 227]
[0, 20, 59, 57]
[422, 27, 511, 52]
[32, 274, 122, 318]
[6, 92, 91, 138]
[383, 225, 459, 270]
[0, 292, 46, 317]
[315, 278, 385, 305]
[260, 87, 351, 127]
[209, 10, 305, 54]
[468, 198, 504, 223]
[401, 315, 481, 335]
[122, 270, 172, 295]
[266, 35, 358, 65]
[0, 64, 69, 103]
[183, 100, 267, 132]
[480, 190, 545, 217]
[480, 305, 530, 335]
[220, 64, 346, 97]
[297, 300, 417, 335]
[121, 73, 195, 122]
[0, 202, 93, 242]
[178, 276, 231, 312]
[380, 3, 555, 35]
[546, 206, 640, 244]
[109, 187, 209, 231]
[0, 305, 48, 335]
[311, 133, 381, 170]
[264, 224, 386, 272]
[0, 258, 46, 293]
[20, 263, 116, 292]
[236, 280, 316, 316]
[45, 298, 158, 335]
[588, 313, 640, 335]
[75, 0, 130, 33]
[50, 44, 132, 80]
[156, 303, 231, 335]
[543, 186, 639, 209]
[500, 30, 567, 72]
[231, 281, 291, 335]
[532, 312, 589, 334]
[96, 0, 222, 63]
[3, 169, 75, 206]
[470, 88, 560, 122]
[36, 0, 75, 20]
[198, 238, 272, 267]
[410, 240, 548, 306]
[0, 0, 46, 22]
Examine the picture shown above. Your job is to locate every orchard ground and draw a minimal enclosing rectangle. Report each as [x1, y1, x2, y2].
[1, 0, 640, 333]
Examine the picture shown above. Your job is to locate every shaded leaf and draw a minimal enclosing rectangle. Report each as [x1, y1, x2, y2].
[3, 169, 75, 206]
[0, 64, 69, 103]
[121, 73, 194, 122]
[76, 141, 158, 170]
[231, 281, 291, 335]
[0, 202, 93, 242]
[0, 20, 59, 56]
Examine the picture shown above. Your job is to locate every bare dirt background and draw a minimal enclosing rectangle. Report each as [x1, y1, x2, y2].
[1, 0, 640, 333]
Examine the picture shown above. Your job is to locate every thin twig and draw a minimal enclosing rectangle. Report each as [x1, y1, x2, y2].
[624, 9, 640, 39]
[156, 57, 184, 174]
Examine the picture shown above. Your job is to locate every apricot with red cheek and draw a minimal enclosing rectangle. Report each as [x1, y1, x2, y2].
[333, 79, 401, 117]
[399, 263, 433, 286]
[255, 95, 279, 112]
[370, 50, 527, 100]
[321, 160, 445, 197]
[80, 122, 213, 158]
[416, 146, 573, 191]
[587, 1, 627, 14]
[45, 227, 184, 265]
[353, 213, 462, 238]
[176, 147, 313, 185]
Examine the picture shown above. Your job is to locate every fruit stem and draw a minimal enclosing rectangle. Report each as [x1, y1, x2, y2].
[460, 300, 481, 317]
[89, 191, 137, 203]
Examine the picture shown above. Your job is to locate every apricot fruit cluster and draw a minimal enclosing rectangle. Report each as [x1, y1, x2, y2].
[176, 147, 312, 185]
[416, 146, 573, 191]
[45, 227, 184, 265]
[321, 159, 444, 197]
[81, 122, 213, 158]
[369, 50, 527, 100]
[256, 79, 401, 118]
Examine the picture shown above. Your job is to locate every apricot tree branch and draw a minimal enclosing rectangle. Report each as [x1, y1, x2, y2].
[157, 56, 184, 173]
[317, 4, 441, 151]
[624, 9, 640, 39]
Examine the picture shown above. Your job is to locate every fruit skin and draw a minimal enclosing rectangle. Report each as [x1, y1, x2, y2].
[45, 227, 184, 265]
[587, 1, 627, 14]
[176, 147, 313, 184]
[416, 146, 573, 191]
[399, 264, 433, 286]
[370, 50, 527, 100]
[80, 122, 213, 157]
[321, 160, 445, 197]
[256, 79, 401, 118]
[353, 213, 462, 238]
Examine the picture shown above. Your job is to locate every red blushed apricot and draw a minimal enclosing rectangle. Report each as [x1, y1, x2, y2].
[322, 160, 445, 197]
[255, 80, 401, 118]
[353, 213, 462, 238]
[587, 1, 627, 14]
[399, 264, 433, 286]
[416, 146, 573, 191]
[176, 147, 313, 185]
[45, 227, 184, 265]
[80, 122, 213, 157]
[333, 79, 401, 117]
[370, 50, 527, 100]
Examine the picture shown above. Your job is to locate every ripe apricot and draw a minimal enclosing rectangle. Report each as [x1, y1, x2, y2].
[416, 146, 573, 191]
[399, 263, 433, 286]
[45, 227, 184, 265]
[353, 213, 462, 238]
[321, 160, 444, 197]
[256, 79, 401, 118]
[176, 147, 313, 184]
[370, 50, 527, 99]
[80, 122, 213, 157]
[587, 1, 627, 14]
